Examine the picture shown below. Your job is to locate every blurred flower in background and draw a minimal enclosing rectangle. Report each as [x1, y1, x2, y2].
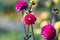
[37, 11, 49, 23]
[37, 17, 42, 23]
[40, 11, 49, 20]
[54, 21, 60, 31]
[53, 0, 59, 5]
[15, 1, 28, 12]
[58, 33, 60, 40]
[44, 1, 51, 7]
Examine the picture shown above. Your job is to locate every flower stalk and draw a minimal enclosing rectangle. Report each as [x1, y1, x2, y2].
[31, 25, 35, 40]
[22, 9, 28, 40]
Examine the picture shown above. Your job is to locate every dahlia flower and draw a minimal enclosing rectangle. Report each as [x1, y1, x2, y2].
[15, 1, 28, 12]
[41, 24, 56, 40]
[23, 13, 37, 26]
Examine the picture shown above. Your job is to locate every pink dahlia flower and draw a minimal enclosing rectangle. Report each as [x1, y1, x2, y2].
[15, 1, 28, 12]
[41, 24, 56, 40]
[23, 13, 37, 26]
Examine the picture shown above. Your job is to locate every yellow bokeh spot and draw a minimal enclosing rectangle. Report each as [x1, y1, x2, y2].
[40, 11, 49, 20]
[40, 20, 48, 28]
[58, 33, 60, 40]
[45, 1, 50, 7]
[53, 0, 59, 5]
[54, 21, 60, 30]
[34, 29, 41, 34]
[37, 17, 42, 23]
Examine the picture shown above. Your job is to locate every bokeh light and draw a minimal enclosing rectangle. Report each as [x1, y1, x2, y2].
[54, 21, 60, 30]
[40, 11, 49, 20]
[44, 1, 50, 7]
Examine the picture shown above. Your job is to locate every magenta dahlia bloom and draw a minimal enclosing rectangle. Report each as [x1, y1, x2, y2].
[41, 24, 56, 40]
[15, 1, 28, 12]
[23, 13, 37, 26]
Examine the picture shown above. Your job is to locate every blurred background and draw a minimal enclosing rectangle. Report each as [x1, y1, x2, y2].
[0, 0, 60, 40]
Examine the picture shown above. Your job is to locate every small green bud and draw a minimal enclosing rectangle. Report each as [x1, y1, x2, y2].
[28, 9, 31, 13]
[30, 1, 35, 5]
[53, 8, 59, 14]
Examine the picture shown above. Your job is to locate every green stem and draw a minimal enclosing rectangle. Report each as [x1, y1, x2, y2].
[22, 9, 27, 40]
[50, 12, 54, 24]
[31, 25, 35, 40]
[26, 26, 29, 40]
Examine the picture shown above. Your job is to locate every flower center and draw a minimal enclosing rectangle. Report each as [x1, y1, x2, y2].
[28, 18, 31, 20]
[21, 5, 25, 9]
